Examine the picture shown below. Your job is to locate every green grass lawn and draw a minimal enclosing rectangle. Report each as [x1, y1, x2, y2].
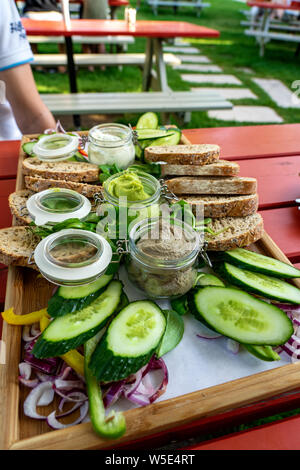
[33, 0, 300, 129]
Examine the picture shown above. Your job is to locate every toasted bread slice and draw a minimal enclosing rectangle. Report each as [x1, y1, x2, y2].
[183, 194, 258, 218]
[205, 213, 264, 251]
[161, 160, 240, 177]
[8, 190, 34, 226]
[145, 144, 220, 165]
[22, 157, 99, 182]
[166, 176, 257, 195]
[0, 226, 40, 269]
[25, 176, 102, 199]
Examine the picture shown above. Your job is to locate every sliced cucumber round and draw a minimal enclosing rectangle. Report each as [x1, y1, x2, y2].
[219, 262, 300, 304]
[189, 286, 293, 346]
[33, 280, 123, 358]
[136, 129, 175, 141]
[196, 273, 225, 287]
[222, 248, 300, 279]
[47, 274, 113, 318]
[89, 300, 166, 382]
[147, 129, 181, 147]
[22, 141, 36, 156]
[136, 112, 159, 130]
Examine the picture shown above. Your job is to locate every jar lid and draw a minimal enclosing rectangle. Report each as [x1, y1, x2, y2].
[26, 188, 91, 226]
[33, 133, 79, 161]
[34, 229, 112, 286]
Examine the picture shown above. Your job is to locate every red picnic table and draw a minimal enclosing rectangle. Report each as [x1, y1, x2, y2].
[22, 18, 219, 126]
[1, 123, 300, 449]
[246, 1, 300, 56]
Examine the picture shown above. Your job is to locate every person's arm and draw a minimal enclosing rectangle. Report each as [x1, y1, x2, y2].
[0, 63, 56, 134]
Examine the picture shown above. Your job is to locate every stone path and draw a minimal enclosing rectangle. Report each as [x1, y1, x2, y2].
[163, 40, 286, 124]
[191, 87, 258, 100]
[253, 78, 300, 109]
[181, 74, 242, 85]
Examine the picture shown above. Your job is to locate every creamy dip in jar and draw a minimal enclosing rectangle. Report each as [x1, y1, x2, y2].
[88, 123, 135, 169]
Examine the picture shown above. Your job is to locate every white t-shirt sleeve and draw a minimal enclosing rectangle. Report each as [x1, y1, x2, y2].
[0, 0, 33, 72]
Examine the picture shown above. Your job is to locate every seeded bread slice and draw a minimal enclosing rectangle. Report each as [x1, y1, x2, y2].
[166, 176, 257, 195]
[0, 226, 40, 269]
[205, 213, 264, 251]
[25, 176, 102, 199]
[145, 144, 220, 165]
[161, 160, 240, 177]
[8, 190, 34, 226]
[183, 194, 258, 218]
[22, 157, 99, 182]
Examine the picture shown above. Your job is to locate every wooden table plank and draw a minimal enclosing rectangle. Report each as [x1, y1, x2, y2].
[238, 155, 300, 209]
[182, 124, 300, 160]
[183, 412, 300, 450]
[22, 18, 220, 39]
[259, 206, 300, 261]
[0, 141, 20, 180]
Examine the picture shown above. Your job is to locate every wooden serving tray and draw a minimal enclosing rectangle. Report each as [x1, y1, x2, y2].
[1, 134, 300, 450]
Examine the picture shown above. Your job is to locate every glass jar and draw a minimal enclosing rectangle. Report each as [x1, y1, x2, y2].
[32, 133, 79, 162]
[125, 217, 202, 299]
[88, 123, 135, 169]
[96, 171, 162, 239]
[34, 229, 112, 286]
[26, 188, 91, 226]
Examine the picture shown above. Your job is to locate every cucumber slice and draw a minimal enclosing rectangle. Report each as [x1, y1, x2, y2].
[222, 248, 300, 279]
[196, 273, 225, 287]
[243, 344, 281, 362]
[22, 141, 36, 156]
[145, 129, 182, 149]
[136, 112, 159, 130]
[89, 300, 166, 382]
[156, 309, 184, 358]
[219, 262, 300, 304]
[47, 274, 113, 318]
[136, 129, 175, 141]
[189, 286, 293, 346]
[33, 280, 123, 358]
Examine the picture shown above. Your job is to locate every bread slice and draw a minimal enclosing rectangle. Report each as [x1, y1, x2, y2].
[25, 176, 102, 199]
[183, 194, 258, 218]
[145, 144, 220, 165]
[205, 213, 264, 251]
[166, 176, 257, 195]
[22, 157, 99, 182]
[161, 160, 240, 177]
[8, 190, 34, 226]
[0, 226, 40, 268]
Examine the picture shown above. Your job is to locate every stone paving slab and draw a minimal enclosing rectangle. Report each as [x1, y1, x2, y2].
[253, 78, 300, 108]
[208, 106, 283, 123]
[173, 64, 223, 72]
[163, 46, 200, 54]
[181, 74, 243, 85]
[175, 54, 211, 63]
[173, 38, 192, 46]
[191, 87, 258, 100]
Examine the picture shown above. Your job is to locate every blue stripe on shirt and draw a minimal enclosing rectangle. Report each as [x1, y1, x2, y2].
[0, 57, 34, 72]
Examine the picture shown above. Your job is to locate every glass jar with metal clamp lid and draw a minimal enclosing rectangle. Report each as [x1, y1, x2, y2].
[114, 216, 208, 300]
[26, 188, 91, 226]
[32, 133, 79, 162]
[87, 123, 135, 169]
[33, 229, 112, 286]
[93, 169, 180, 239]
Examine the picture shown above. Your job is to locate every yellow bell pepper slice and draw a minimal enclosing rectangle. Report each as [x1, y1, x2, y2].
[60, 350, 85, 377]
[1, 307, 48, 325]
[39, 314, 85, 377]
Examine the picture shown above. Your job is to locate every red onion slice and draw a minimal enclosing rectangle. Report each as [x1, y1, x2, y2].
[23, 381, 53, 419]
[19, 362, 32, 381]
[38, 388, 55, 407]
[226, 339, 240, 355]
[46, 401, 89, 430]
